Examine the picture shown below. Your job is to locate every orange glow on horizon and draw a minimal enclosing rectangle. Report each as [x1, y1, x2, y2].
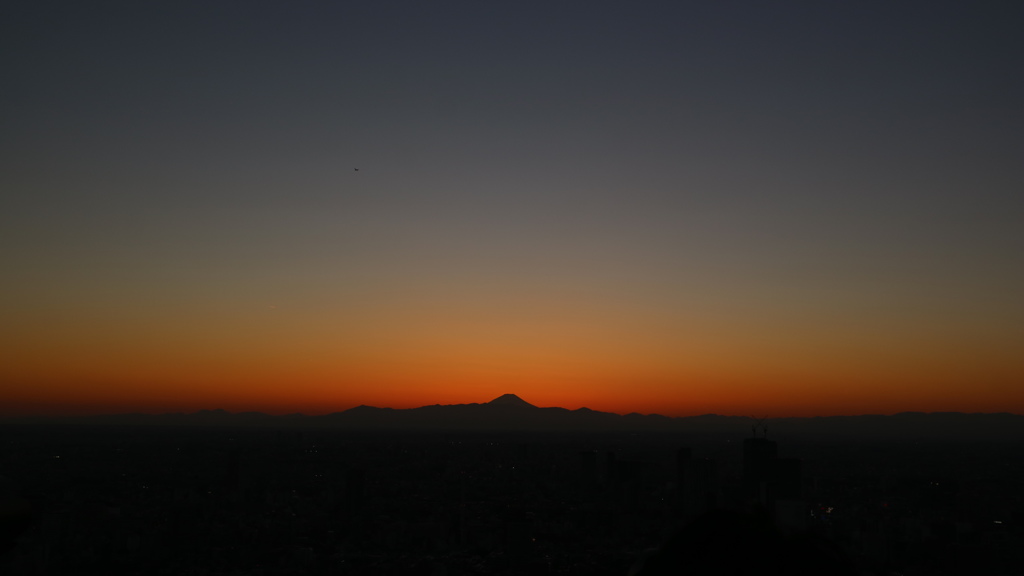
[4, 362, 1022, 418]
[4, 277, 1023, 418]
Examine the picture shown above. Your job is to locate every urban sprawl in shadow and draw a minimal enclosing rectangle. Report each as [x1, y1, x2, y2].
[2, 395, 1022, 574]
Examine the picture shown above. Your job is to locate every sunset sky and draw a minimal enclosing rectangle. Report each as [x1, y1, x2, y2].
[3, 1, 1022, 417]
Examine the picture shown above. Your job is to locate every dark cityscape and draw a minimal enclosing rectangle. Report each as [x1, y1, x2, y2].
[2, 397, 1023, 575]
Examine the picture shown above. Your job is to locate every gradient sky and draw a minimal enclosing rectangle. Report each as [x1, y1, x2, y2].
[3, 1, 1022, 417]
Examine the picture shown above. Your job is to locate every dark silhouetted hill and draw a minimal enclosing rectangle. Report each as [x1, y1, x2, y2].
[486, 393, 536, 408]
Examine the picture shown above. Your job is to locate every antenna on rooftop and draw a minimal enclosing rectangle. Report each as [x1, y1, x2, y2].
[750, 415, 769, 438]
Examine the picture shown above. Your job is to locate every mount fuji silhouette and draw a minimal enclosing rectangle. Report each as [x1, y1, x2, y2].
[325, 394, 567, 430]
[485, 393, 537, 409]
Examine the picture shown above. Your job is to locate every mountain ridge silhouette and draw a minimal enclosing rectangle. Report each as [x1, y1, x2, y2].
[4, 395, 1024, 440]
[486, 393, 537, 408]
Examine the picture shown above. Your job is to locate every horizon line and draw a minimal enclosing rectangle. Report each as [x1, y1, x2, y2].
[3, 401, 1022, 421]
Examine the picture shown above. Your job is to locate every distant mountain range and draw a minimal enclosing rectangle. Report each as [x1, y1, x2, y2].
[5, 394, 1024, 441]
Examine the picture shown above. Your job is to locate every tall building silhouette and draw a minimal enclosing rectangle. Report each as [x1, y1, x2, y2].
[742, 437, 778, 509]
[741, 436, 805, 531]
[676, 448, 718, 518]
